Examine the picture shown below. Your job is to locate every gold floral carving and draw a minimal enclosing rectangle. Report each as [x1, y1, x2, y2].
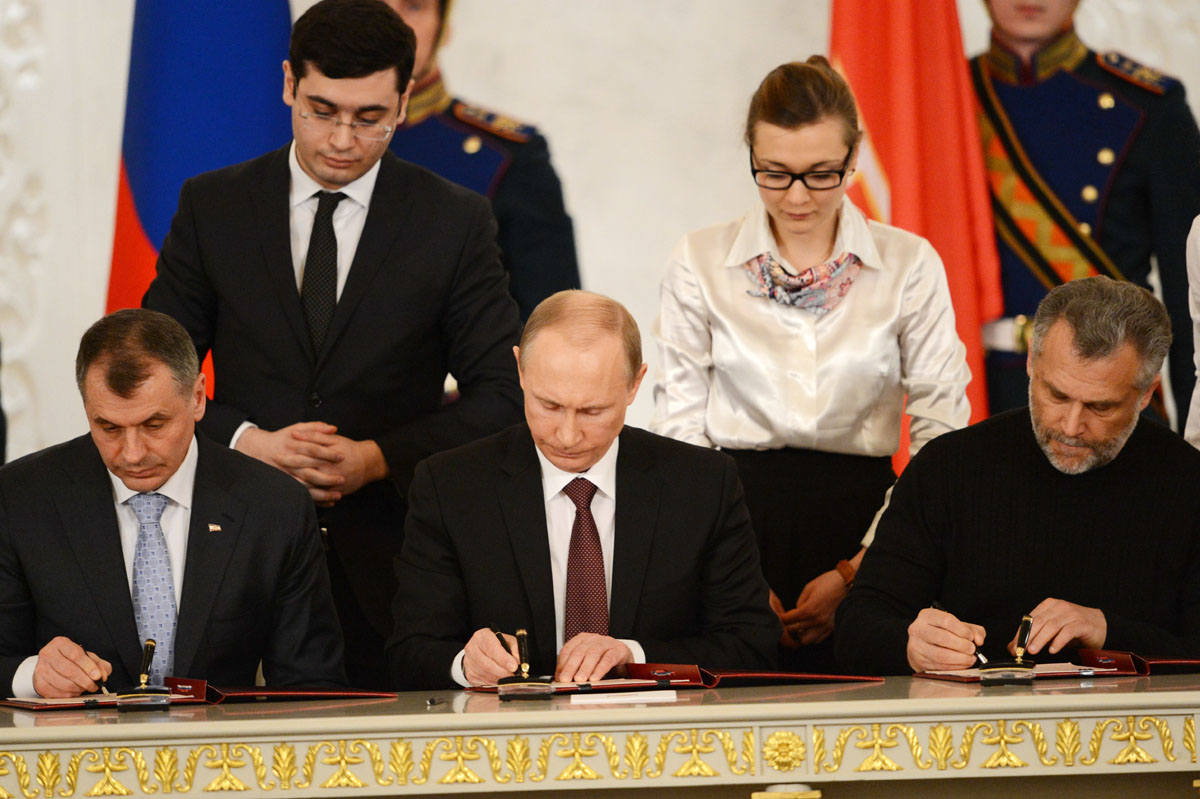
[153, 747, 177, 792]
[413, 740, 436, 785]
[853, 723, 902, 772]
[388, 741, 413, 786]
[319, 741, 368, 789]
[812, 729, 827, 772]
[273, 743, 297, 789]
[0, 752, 34, 799]
[436, 737, 484, 785]
[953, 722, 988, 769]
[1109, 716, 1156, 765]
[670, 729, 718, 778]
[980, 720, 1028, 768]
[1148, 718, 1176, 762]
[1010, 721, 1054, 766]
[293, 744, 318, 790]
[505, 737, 530, 783]
[763, 731, 805, 773]
[530, 736, 554, 782]
[472, 737, 506, 783]
[590, 733, 625, 779]
[624, 733, 649, 779]
[199, 743, 251, 792]
[1057, 719, 1081, 766]
[645, 733, 672, 779]
[553, 733, 601, 781]
[37, 752, 60, 798]
[928, 724, 954, 770]
[895, 724, 931, 769]
[62, 752, 83, 796]
[82, 748, 132, 797]
[1184, 717, 1196, 764]
[743, 730, 756, 776]
[708, 730, 751, 776]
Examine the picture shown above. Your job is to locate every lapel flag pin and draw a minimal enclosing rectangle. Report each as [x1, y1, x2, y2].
[208, 523, 222, 532]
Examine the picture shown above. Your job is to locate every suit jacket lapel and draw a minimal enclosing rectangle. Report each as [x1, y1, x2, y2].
[497, 428, 558, 669]
[172, 438, 247, 677]
[58, 439, 142, 682]
[251, 144, 315, 363]
[318, 153, 411, 367]
[610, 430, 661, 637]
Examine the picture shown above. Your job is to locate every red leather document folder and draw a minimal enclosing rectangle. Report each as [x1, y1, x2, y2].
[164, 678, 396, 704]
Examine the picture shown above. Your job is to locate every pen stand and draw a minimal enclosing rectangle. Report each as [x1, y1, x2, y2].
[497, 674, 553, 701]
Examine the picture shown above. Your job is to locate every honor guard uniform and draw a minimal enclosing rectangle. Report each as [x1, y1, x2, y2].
[391, 70, 581, 321]
[971, 29, 1200, 426]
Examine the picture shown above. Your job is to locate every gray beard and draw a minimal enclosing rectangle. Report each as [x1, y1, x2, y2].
[1028, 388, 1139, 475]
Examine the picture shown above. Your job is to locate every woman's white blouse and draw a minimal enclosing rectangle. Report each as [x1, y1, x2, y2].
[652, 197, 971, 460]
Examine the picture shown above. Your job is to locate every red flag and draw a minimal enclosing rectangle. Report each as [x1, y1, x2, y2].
[830, 0, 1003, 467]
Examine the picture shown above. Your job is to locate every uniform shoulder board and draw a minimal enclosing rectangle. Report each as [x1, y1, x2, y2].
[452, 101, 536, 143]
[1097, 51, 1180, 95]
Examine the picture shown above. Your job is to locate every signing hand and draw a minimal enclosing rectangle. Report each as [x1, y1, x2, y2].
[1011, 598, 1106, 656]
[780, 569, 848, 646]
[555, 633, 633, 683]
[33, 637, 112, 698]
[906, 607, 986, 672]
[235, 423, 346, 503]
[462, 628, 519, 687]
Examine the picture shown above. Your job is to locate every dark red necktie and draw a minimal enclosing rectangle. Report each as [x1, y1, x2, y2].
[563, 477, 608, 641]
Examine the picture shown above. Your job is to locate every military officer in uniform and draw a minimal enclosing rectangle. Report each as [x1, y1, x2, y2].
[972, 0, 1200, 428]
[384, 0, 580, 321]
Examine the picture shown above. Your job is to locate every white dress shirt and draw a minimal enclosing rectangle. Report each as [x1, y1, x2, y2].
[652, 197, 971, 544]
[450, 437, 646, 686]
[12, 437, 199, 697]
[1182, 216, 1200, 448]
[230, 141, 381, 447]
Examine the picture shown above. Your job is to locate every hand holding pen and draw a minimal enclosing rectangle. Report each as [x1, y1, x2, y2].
[1009, 598, 1107, 656]
[906, 602, 986, 672]
[462, 626, 520, 686]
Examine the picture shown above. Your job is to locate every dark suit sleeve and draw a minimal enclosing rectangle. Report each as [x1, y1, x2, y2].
[374, 198, 523, 497]
[142, 179, 248, 443]
[1147, 84, 1200, 429]
[835, 451, 948, 676]
[493, 133, 580, 320]
[637, 457, 780, 670]
[262, 487, 348, 688]
[0, 481, 35, 691]
[387, 459, 472, 689]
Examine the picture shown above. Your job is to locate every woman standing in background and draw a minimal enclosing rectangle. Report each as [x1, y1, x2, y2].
[652, 57, 971, 672]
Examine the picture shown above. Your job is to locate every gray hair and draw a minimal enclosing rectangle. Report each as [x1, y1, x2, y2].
[76, 309, 200, 399]
[520, 290, 643, 384]
[1030, 276, 1171, 390]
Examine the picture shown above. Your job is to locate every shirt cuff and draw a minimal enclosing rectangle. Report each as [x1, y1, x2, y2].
[12, 655, 38, 698]
[229, 421, 258, 450]
[620, 639, 646, 665]
[450, 649, 472, 688]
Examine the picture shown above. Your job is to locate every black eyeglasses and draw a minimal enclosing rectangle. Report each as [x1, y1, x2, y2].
[750, 147, 854, 191]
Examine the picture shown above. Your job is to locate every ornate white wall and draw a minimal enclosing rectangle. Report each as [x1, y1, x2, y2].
[4, 0, 1198, 459]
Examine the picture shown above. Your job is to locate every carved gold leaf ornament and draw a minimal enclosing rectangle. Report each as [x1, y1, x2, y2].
[388, 740, 412, 785]
[671, 729, 718, 778]
[62, 752, 84, 797]
[293, 744, 319, 790]
[853, 723, 902, 772]
[530, 735, 554, 782]
[82, 747, 132, 797]
[707, 730, 749, 776]
[272, 743, 297, 789]
[350, 740, 388, 786]
[200, 743, 249, 792]
[437, 736, 484, 785]
[554, 732, 600, 781]
[1057, 719, 1081, 766]
[826, 726, 854, 773]
[980, 720, 1028, 769]
[1148, 717, 1176, 762]
[623, 733, 649, 779]
[1012, 720, 1055, 766]
[763, 731, 805, 773]
[320, 740, 367, 789]
[891, 723, 930, 769]
[37, 752, 60, 798]
[1109, 716, 1156, 765]
[470, 736, 506, 783]
[587, 733, 625, 779]
[928, 724, 954, 770]
[812, 728, 827, 772]
[413, 740, 437, 784]
[153, 746, 177, 792]
[505, 736, 530, 783]
[954, 722, 989, 769]
[1081, 718, 1115, 766]
[742, 730, 755, 775]
[0, 753, 35, 799]
[1185, 717, 1196, 763]
[646, 732, 672, 779]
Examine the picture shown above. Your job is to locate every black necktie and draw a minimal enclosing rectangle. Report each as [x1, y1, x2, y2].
[301, 191, 346, 351]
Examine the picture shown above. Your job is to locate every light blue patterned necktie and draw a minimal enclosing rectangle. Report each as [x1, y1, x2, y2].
[127, 492, 176, 685]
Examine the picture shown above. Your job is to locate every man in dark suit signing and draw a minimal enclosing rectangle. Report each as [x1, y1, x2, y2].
[0, 310, 345, 698]
[389, 291, 779, 689]
[142, 0, 523, 687]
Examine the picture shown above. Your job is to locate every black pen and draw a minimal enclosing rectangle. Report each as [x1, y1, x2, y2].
[515, 628, 530, 679]
[490, 626, 519, 676]
[138, 639, 157, 689]
[930, 601, 988, 665]
[1013, 614, 1033, 664]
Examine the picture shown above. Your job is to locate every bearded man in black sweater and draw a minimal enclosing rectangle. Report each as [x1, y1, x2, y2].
[837, 276, 1200, 675]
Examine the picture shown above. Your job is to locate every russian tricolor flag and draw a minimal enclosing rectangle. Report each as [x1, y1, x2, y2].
[108, 2, 293, 313]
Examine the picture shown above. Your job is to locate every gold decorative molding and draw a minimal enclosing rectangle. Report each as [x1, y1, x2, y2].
[1184, 717, 1195, 764]
[763, 730, 804, 773]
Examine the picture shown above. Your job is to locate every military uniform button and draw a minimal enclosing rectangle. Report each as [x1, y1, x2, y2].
[1097, 147, 1115, 165]
[462, 135, 482, 154]
[1081, 185, 1098, 202]
[1079, 222, 1092, 236]
[1098, 92, 1115, 109]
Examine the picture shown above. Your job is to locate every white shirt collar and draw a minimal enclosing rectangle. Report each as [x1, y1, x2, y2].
[288, 141, 380, 211]
[724, 196, 884, 272]
[534, 435, 620, 505]
[108, 435, 199, 511]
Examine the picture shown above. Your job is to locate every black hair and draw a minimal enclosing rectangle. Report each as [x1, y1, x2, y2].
[290, 0, 417, 95]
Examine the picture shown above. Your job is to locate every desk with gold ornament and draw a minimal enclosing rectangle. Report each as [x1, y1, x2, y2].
[1, 675, 1198, 798]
